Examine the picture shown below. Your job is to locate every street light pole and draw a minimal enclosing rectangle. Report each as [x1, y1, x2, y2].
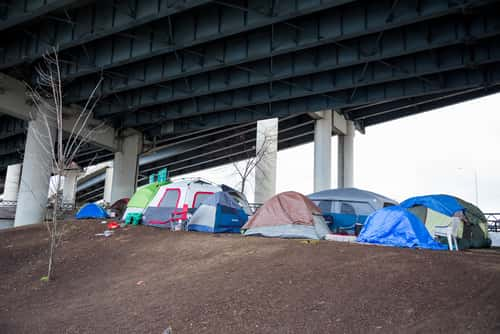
[473, 168, 479, 207]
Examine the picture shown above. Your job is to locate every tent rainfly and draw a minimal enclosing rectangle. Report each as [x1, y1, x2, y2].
[187, 192, 249, 233]
[243, 191, 330, 240]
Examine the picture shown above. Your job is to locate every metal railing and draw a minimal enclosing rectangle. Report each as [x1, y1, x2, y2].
[0, 200, 17, 207]
[485, 213, 500, 232]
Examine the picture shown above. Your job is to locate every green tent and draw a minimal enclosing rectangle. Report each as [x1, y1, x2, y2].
[128, 182, 164, 209]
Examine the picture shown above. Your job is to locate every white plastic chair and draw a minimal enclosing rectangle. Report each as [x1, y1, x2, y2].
[434, 217, 460, 251]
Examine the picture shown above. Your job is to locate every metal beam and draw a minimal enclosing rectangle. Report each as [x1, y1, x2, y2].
[0, 152, 23, 170]
[66, 0, 480, 102]
[0, 73, 119, 152]
[0, 115, 27, 139]
[51, 0, 356, 80]
[75, 113, 314, 201]
[153, 63, 500, 134]
[0, 133, 25, 155]
[359, 85, 500, 126]
[0, 0, 213, 69]
[90, 12, 500, 116]
[123, 39, 500, 127]
[0, 0, 84, 31]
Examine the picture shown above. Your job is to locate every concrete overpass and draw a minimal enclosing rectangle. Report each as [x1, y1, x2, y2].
[1, 0, 500, 226]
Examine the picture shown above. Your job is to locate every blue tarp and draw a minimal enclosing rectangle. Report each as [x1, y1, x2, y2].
[400, 195, 464, 217]
[75, 203, 109, 219]
[356, 206, 447, 250]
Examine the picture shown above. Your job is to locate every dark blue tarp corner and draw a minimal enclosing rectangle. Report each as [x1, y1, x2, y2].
[400, 194, 464, 217]
[75, 203, 109, 219]
[356, 206, 447, 250]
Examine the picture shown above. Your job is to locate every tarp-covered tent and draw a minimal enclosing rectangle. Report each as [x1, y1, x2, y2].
[308, 188, 398, 234]
[400, 195, 491, 249]
[76, 203, 109, 219]
[187, 192, 249, 233]
[243, 191, 330, 240]
[356, 206, 447, 250]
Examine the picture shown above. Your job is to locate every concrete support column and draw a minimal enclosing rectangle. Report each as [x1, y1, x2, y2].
[14, 117, 54, 227]
[254, 118, 278, 203]
[110, 134, 142, 203]
[3, 163, 22, 202]
[337, 120, 355, 188]
[103, 166, 114, 204]
[62, 169, 81, 208]
[313, 111, 332, 192]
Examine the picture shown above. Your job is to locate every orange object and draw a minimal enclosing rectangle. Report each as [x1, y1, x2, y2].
[107, 221, 120, 229]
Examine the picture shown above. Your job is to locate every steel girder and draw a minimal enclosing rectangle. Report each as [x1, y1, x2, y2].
[66, 0, 481, 104]
[0, 134, 25, 156]
[0, 0, 83, 31]
[359, 85, 500, 126]
[0, 115, 27, 140]
[153, 63, 500, 135]
[123, 38, 500, 127]
[91, 11, 500, 117]
[344, 90, 466, 120]
[75, 114, 314, 202]
[48, 0, 356, 80]
[0, 0, 212, 69]
[0, 152, 23, 170]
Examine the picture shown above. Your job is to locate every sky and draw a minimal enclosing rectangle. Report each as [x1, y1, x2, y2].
[178, 93, 500, 212]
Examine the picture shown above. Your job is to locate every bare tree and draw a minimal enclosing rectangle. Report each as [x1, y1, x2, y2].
[26, 47, 103, 281]
[232, 132, 274, 195]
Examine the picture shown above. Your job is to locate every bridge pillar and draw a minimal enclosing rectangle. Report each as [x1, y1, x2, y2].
[103, 166, 114, 204]
[3, 163, 22, 202]
[254, 118, 278, 203]
[14, 117, 54, 227]
[313, 111, 332, 192]
[109, 134, 142, 203]
[337, 120, 355, 188]
[62, 168, 81, 209]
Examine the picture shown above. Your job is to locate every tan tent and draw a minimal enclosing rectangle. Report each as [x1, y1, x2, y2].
[243, 191, 330, 240]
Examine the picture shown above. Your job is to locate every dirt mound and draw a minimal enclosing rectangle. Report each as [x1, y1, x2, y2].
[1, 221, 499, 333]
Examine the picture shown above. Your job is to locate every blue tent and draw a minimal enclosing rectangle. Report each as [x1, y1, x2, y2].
[187, 192, 248, 233]
[75, 203, 109, 219]
[356, 206, 447, 250]
[400, 195, 464, 216]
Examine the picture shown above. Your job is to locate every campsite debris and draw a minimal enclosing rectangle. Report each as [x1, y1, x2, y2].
[100, 220, 107, 224]
[136, 280, 145, 286]
[300, 240, 320, 245]
[107, 221, 120, 230]
[162, 326, 173, 334]
[325, 234, 357, 243]
[95, 230, 114, 237]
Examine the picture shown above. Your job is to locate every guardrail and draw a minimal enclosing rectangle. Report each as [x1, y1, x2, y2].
[0, 200, 17, 207]
[485, 213, 500, 232]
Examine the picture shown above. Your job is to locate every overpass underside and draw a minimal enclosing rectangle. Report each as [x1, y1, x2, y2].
[0, 0, 499, 220]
